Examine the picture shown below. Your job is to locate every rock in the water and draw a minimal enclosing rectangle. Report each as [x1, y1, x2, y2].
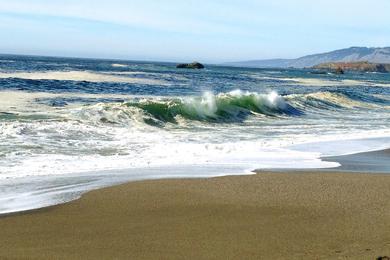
[309, 70, 328, 75]
[335, 67, 344, 74]
[176, 62, 204, 69]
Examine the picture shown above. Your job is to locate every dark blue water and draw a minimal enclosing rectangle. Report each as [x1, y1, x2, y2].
[2, 54, 390, 98]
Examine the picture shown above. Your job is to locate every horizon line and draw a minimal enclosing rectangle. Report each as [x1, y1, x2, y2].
[1, 45, 389, 65]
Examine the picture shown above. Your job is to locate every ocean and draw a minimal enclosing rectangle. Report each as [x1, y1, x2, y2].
[1, 54, 390, 214]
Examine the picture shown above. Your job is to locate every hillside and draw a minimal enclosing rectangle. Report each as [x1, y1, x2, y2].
[225, 47, 390, 68]
[312, 61, 390, 73]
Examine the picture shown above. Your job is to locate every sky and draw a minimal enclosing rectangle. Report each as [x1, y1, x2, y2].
[0, 0, 390, 63]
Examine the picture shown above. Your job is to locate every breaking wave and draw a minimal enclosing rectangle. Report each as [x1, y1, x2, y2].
[74, 90, 302, 126]
[67, 89, 390, 127]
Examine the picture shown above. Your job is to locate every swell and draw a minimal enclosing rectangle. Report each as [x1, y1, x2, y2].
[90, 91, 388, 126]
[286, 91, 390, 111]
[4, 90, 387, 127]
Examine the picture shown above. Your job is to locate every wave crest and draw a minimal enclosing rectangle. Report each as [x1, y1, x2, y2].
[125, 90, 301, 124]
[73, 90, 301, 126]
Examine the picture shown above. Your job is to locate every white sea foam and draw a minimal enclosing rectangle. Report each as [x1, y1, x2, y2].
[105, 71, 149, 75]
[111, 63, 129, 68]
[0, 129, 341, 180]
[250, 74, 390, 87]
[0, 70, 167, 85]
[279, 77, 363, 86]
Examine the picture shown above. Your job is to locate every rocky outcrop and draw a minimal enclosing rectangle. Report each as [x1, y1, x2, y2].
[176, 62, 204, 69]
[312, 61, 390, 73]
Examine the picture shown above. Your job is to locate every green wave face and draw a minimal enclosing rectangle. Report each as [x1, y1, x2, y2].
[124, 91, 299, 124]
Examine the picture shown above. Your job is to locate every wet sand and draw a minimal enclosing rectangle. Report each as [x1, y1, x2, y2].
[323, 149, 390, 173]
[1, 170, 390, 259]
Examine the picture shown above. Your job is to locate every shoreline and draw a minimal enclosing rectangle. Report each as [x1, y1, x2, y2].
[0, 149, 389, 259]
[1, 170, 390, 259]
[255, 148, 390, 174]
[1, 147, 389, 216]
[322, 149, 390, 173]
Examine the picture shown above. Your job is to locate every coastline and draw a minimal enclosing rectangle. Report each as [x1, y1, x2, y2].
[1, 147, 388, 215]
[0, 149, 390, 259]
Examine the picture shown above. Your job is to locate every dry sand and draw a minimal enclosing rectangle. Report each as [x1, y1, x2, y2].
[1, 171, 390, 259]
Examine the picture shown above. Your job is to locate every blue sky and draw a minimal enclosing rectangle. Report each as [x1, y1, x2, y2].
[1, 0, 390, 62]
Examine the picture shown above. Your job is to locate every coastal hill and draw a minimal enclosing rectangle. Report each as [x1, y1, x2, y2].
[313, 61, 390, 73]
[225, 47, 390, 68]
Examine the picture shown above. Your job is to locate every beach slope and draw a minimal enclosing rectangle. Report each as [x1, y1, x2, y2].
[1, 171, 390, 259]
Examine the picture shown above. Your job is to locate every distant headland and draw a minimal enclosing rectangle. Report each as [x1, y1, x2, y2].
[224, 47, 390, 69]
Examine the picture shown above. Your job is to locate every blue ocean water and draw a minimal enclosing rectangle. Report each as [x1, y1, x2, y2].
[1, 54, 390, 213]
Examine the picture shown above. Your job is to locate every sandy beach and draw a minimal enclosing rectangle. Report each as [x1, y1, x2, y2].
[1, 170, 390, 259]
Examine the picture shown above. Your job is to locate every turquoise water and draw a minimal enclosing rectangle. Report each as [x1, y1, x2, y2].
[1, 54, 390, 213]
